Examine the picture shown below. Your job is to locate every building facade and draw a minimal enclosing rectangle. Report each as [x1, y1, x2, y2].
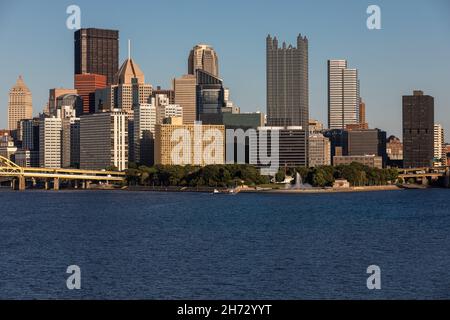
[402, 91, 434, 168]
[266, 35, 309, 129]
[188, 44, 219, 77]
[333, 155, 383, 169]
[75, 73, 107, 114]
[134, 103, 157, 165]
[155, 123, 225, 166]
[173, 74, 197, 124]
[80, 112, 128, 171]
[74, 28, 119, 85]
[309, 134, 331, 167]
[62, 117, 80, 168]
[39, 117, 62, 168]
[328, 59, 360, 129]
[250, 127, 308, 171]
[8, 76, 33, 131]
[434, 124, 445, 166]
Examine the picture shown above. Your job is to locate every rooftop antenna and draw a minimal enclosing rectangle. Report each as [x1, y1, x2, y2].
[128, 39, 131, 60]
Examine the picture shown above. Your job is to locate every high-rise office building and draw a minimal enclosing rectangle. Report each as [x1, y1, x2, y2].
[386, 135, 403, 167]
[152, 87, 175, 104]
[250, 127, 308, 171]
[266, 35, 309, 128]
[62, 117, 80, 168]
[402, 91, 434, 168]
[75, 73, 107, 114]
[20, 118, 39, 149]
[8, 76, 33, 131]
[188, 44, 219, 77]
[39, 117, 62, 168]
[328, 60, 360, 129]
[48, 89, 78, 116]
[434, 124, 445, 166]
[173, 74, 197, 124]
[80, 111, 128, 171]
[134, 103, 157, 165]
[196, 69, 225, 119]
[309, 134, 331, 167]
[74, 28, 119, 85]
[96, 55, 152, 114]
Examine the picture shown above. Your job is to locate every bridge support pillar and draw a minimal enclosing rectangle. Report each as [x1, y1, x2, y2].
[53, 177, 60, 190]
[44, 180, 49, 190]
[445, 168, 450, 188]
[18, 176, 25, 191]
[11, 179, 16, 190]
[422, 177, 429, 186]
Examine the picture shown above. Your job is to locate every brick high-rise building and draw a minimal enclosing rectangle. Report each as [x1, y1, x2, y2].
[75, 74, 107, 114]
[402, 91, 434, 168]
[74, 28, 119, 85]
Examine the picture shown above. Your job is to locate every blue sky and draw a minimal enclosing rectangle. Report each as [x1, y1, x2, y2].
[1, 0, 449, 140]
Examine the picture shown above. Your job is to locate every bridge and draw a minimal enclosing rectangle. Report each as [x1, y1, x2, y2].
[398, 166, 450, 187]
[0, 156, 126, 191]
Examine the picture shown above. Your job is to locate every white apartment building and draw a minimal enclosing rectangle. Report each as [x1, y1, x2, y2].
[39, 117, 62, 168]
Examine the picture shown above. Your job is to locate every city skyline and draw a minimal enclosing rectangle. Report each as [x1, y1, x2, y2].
[0, 0, 450, 140]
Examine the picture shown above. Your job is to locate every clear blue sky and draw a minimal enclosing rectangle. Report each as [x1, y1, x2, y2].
[1, 0, 449, 140]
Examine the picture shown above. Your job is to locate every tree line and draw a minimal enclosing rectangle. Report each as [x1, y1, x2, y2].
[126, 162, 399, 188]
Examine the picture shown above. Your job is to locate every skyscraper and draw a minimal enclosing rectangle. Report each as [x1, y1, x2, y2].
[266, 34, 309, 128]
[95, 51, 152, 114]
[39, 117, 62, 168]
[8, 76, 33, 131]
[134, 103, 157, 165]
[75, 74, 107, 114]
[196, 69, 225, 120]
[173, 74, 197, 124]
[402, 91, 434, 168]
[74, 28, 119, 85]
[80, 111, 128, 171]
[434, 124, 445, 166]
[328, 60, 360, 129]
[188, 44, 219, 77]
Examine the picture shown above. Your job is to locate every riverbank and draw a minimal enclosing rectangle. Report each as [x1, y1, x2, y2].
[242, 185, 404, 194]
[125, 184, 434, 194]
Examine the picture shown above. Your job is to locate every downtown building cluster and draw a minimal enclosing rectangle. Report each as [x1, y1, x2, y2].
[1, 28, 449, 172]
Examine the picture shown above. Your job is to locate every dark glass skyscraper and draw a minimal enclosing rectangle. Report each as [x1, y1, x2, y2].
[266, 34, 309, 128]
[196, 69, 225, 120]
[402, 90, 434, 168]
[74, 28, 119, 85]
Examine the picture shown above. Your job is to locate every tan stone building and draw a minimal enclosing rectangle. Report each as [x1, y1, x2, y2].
[173, 75, 197, 124]
[188, 44, 219, 77]
[8, 76, 33, 131]
[155, 123, 225, 166]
